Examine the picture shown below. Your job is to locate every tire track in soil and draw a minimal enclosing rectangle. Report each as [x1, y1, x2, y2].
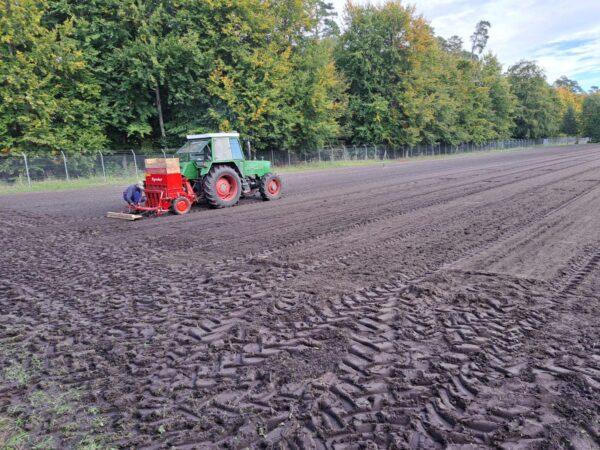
[196, 156, 595, 450]
[215, 209, 600, 447]
[118, 151, 600, 446]
[1, 145, 600, 448]
[406, 189, 600, 448]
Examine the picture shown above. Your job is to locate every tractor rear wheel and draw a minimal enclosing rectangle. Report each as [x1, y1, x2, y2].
[259, 173, 282, 201]
[204, 165, 242, 208]
[171, 196, 191, 215]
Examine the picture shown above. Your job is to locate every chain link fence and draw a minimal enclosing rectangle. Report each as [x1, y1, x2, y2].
[256, 137, 590, 166]
[0, 137, 590, 187]
[0, 150, 179, 186]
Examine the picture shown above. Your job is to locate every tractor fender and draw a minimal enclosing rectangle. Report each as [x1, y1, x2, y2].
[204, 162, 244, 180]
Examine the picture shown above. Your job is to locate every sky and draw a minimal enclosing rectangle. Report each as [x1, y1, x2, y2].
[330, 0, 600, 91]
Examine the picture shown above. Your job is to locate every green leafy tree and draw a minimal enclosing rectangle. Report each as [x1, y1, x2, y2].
[205, 0, 345, 151]
[470, 20, 491, 57]
[336, 1, 438, 147]
[106, 0, 207, 146]
[314, 0, 340, 38]
[289, 39, 348, 151]
[481, 54, 515, 139]
[561, 105, 578, 135]
[44, 0, 345, 151]
[553, 75, 583, 93]
[0, 0, 106, 155]
[453, 59, 496, 143]
[507, 60, 561, 139]
[1, 0, 573, 156]
[428, 52, 512, 145]
[438, 35, 464, 53]
[581, 94, 600, 142]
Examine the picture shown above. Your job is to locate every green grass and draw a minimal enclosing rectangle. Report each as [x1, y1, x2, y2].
[0, 416, 29, 450]
[0, 385, 115, 450]
[0, 350, 116, 449]
[3, 363, 29, 386]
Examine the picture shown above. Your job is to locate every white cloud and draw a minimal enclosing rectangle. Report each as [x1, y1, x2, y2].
[330, 0, 600, 90]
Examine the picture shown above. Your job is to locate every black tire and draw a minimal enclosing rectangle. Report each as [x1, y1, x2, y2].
[204, 165, 242, 208]
[171, 196, 191, 215]
[259, 173, 282, 201]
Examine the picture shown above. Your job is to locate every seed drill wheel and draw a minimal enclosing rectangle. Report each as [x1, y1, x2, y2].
[204, 165, 242, 208]
[171, 196, 192, 215]
[259, 173, 282, 201]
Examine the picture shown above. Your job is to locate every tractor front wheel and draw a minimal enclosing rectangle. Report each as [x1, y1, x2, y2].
[171, 196, 192, 215]
[204, 166, 242, 208]
[259, 173, 282, 201]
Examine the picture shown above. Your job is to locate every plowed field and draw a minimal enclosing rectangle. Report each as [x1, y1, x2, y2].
[1, 145, 600, 449]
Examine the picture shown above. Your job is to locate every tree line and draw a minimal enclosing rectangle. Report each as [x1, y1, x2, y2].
[1, 0, 599, 157]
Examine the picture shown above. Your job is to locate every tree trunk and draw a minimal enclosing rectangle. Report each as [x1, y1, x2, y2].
[155, 85, 166, 139]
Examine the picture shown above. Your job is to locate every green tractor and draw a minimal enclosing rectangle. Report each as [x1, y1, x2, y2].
[177, 132, 282, 208]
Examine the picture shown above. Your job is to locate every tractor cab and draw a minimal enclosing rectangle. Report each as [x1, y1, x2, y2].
[179, 138, 212, 163]
[177, 133, 246, 180]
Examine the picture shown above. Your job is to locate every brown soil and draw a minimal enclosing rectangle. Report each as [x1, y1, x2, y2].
[1, 145, 600, 449]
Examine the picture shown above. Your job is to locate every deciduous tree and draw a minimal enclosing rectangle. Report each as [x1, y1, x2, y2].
[581, 94, 600, 142]
[470, 20, 491, 57]
[507, 60, 561, 139]
[0, 0, 106, 155]
[561, 105, 578, 135]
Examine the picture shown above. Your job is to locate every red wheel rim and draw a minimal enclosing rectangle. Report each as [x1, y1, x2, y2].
[175, 199, 189, 213]
[267, 179, 281, 195]
[216, 174, 238, 201]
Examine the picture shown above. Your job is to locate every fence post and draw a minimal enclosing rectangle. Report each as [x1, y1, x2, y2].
[60, 150, 70, 181]
[131, 149, 139, 177]
[364, 145, 368, 160]
[271, 149, 274, 167]
[330, 146, 334, 162]
[21, 153, 31, 187]
[98, 151, 107, 181]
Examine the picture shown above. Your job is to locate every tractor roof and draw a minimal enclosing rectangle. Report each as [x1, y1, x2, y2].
[186, 132, 239, 140]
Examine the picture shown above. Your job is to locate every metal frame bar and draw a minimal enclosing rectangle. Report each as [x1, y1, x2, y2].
[60, 151, 70, 181]
[22, 153, 31, 187]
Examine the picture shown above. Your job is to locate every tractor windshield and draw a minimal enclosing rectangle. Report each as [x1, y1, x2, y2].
[177, 139, 211, 162]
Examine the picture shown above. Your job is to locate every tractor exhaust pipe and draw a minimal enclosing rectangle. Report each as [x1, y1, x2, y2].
[245, 139, 253, 160]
